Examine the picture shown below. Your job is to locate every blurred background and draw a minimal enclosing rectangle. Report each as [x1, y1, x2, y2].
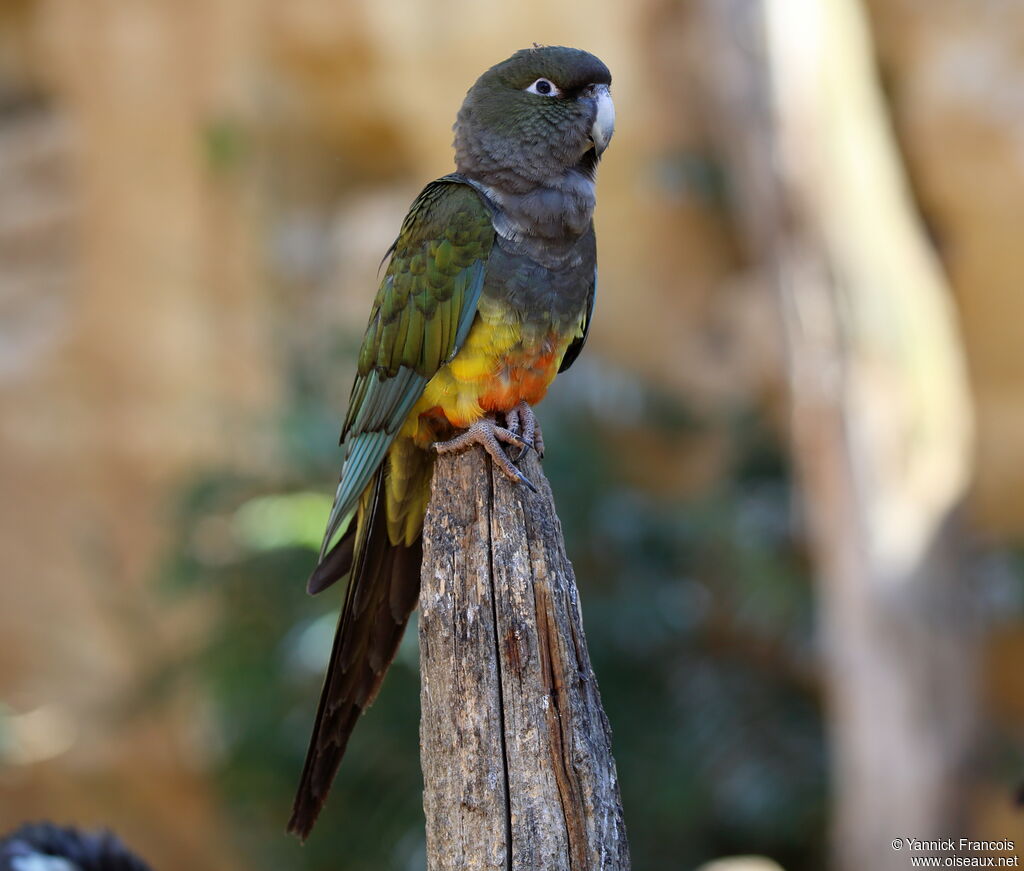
[1, 0, 1022, 869]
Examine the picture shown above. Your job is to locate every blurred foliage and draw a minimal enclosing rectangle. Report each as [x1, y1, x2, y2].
[162, 350, 826, 871]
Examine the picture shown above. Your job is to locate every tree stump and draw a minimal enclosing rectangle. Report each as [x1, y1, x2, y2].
[418, 446, 630, 871]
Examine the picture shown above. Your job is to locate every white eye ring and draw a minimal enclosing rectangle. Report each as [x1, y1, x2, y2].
[525, 78, 561, 97]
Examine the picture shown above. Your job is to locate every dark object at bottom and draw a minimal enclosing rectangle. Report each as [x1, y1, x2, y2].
[0, 821, 152, 871]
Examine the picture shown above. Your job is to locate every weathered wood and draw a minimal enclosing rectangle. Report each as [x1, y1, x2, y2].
[418, 446, 630, 871]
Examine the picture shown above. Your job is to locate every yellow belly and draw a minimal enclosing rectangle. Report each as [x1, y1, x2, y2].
[384, 298, 584, 546]
[399, 299, 579, 448]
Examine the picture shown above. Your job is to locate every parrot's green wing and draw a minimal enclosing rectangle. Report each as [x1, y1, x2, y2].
[319, 176, 495, 559]
[558, 265, 597, 373]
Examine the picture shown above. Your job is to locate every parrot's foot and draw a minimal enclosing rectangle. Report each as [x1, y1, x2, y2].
[433, 417, 538, 492]
[504, 401, 545, 459]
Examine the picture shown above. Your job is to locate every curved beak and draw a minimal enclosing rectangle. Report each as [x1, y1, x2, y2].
[587, 83, 615, 156]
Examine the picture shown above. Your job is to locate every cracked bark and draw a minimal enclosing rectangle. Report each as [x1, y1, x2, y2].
[418, 446, 630, 871]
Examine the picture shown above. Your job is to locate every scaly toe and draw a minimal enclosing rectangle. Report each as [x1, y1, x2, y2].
[432, 417, 535, 489]
[533, 430, 545, 459]
[509, 401, 543, 460]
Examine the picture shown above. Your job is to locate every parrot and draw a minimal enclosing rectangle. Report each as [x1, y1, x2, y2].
[288, 45, 615, 839]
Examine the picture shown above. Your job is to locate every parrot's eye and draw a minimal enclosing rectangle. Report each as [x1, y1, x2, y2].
[525, 78, 561, 97]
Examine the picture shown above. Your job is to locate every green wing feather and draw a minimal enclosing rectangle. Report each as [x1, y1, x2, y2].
[318, 176, 494, 559]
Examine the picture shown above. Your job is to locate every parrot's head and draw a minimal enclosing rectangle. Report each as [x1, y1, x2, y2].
[454, 46, 614, 192]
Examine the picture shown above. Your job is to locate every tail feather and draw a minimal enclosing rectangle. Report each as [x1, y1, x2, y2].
[287, 469, 422, 839]
[306, 529, 356, 595]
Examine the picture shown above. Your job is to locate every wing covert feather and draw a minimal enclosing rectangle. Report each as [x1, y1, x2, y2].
[319, 177, 494, 559]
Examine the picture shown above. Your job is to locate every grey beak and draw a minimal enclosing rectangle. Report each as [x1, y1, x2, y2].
[584, 83, 615, 156]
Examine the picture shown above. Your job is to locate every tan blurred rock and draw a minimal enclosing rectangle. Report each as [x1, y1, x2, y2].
[0, 0, 273, 867]
[697, 857, 786, 871]
[865, 0, 1024, 535]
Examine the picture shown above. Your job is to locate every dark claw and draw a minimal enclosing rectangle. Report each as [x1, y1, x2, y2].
[512, 465, 539, 493]
[513, 438, 535, 462]
[501, 430, 528, 451]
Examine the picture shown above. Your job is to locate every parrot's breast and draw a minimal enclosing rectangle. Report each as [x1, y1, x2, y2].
[385, 196, 596, 545]
[384, 308, 568, 546]
[400, 297, 582, 449]
[399, 227, 595, 450]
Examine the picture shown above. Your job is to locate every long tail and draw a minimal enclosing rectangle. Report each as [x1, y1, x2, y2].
[287, 467, 422, 839]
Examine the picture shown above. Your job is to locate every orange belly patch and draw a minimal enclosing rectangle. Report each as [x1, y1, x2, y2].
[399, 310, 577, 449]
[477, 344, 560, 411]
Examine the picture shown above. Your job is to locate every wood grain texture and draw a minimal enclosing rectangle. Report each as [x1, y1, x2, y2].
[418, 446, 630, 871]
